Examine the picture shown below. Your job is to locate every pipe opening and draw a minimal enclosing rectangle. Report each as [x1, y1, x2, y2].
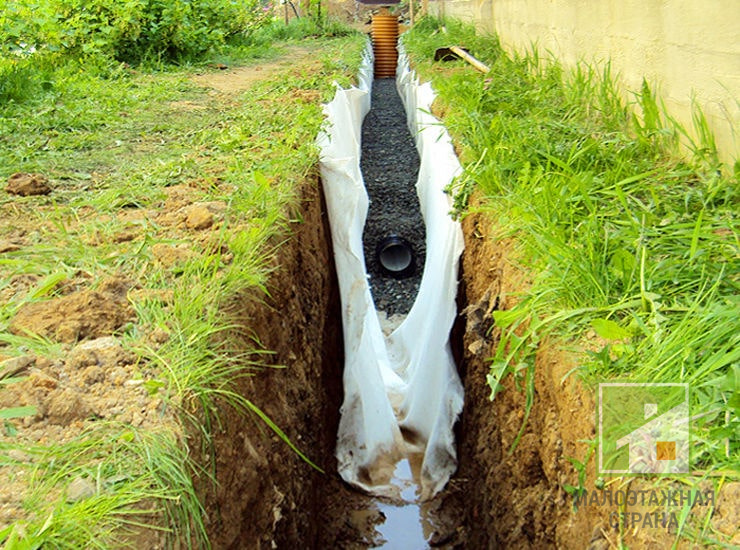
[377, 235, 415, 278]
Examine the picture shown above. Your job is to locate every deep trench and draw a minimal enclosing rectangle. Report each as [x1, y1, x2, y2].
[189, 75, 470, 549]
[189, 55, 594, 549]
[317, 75, 468, 548]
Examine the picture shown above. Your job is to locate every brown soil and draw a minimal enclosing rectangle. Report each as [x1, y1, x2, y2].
[188, 174, 346, 549]
[9, 277, 135, 344]
[450, 198, 737, 549]
[0, 336, 170, 540]
[5, 173, 52, 196]
[191, 45, 315, 95]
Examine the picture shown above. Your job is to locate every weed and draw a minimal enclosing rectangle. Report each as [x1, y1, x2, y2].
[564, 443, 596, 509]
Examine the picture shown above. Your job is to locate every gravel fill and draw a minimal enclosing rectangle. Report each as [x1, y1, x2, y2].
[361, 78, 426, 316]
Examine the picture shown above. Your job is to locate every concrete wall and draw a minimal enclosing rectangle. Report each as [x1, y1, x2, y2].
[428, 0, 739, 166]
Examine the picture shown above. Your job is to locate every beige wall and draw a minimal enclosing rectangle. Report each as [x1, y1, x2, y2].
[428, 0, 739, 166]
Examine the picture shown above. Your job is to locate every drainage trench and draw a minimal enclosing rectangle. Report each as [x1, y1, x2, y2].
[189, 33, 472, 548]
[359, 76, 428, 548]
[190, 28, 612, 549]
[315, 28, 471, 545]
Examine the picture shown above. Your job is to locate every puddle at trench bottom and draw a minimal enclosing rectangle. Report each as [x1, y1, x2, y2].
[364, 313, 441, 548]
[372, 455, 435, 550]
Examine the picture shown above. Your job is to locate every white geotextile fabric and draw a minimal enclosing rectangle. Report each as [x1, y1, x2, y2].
[317, 41, 464, 499]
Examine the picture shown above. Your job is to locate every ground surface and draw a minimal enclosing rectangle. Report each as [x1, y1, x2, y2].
[0, 42, 353, 547]
[2, 35, 736, 550]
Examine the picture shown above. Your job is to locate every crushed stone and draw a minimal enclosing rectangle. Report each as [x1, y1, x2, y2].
[361, 78, 425, 316]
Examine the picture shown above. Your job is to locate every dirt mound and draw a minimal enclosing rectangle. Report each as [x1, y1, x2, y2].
[0, 335, 148, 428]
[5, 173, 52, 196]
[0, 333, 168, 533]
[9, 278, 135, 343]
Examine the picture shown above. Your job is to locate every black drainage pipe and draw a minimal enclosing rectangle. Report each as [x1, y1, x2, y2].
[376, 235, 415, 279]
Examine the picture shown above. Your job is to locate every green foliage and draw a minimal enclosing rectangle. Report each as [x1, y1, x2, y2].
[563, 444, 596, 508]
[404, 18, 739, 477]
[1, 0, 272, 67]
[1, 1, 358, 106]
[0, 59, 38, 103]
[1, 424, 209, 549]
[247, 15, 356, 46]
[53, 0, 269, 63]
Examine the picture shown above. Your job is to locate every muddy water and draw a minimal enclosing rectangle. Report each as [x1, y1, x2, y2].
[333, 446, 464, 550]
[373, 316, 429, 547]
[374, 457, 431, 549]
[359, 313, 453, 548]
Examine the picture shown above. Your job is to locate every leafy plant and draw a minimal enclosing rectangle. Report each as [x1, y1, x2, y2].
[1, 0, 273, 65]
[563, 443, 596, 509]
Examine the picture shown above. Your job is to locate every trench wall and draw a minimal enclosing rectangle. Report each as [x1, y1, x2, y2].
[189, 176, 344, 549]
[428, 0, 739, 166]
[452, 207, 610, 547]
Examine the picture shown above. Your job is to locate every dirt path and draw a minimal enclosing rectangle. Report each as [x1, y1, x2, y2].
[192, 45, 317, 94]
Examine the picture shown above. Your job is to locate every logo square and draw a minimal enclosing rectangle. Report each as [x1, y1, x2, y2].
[598, 383, 689, 475]
[656, 441, 676, 461]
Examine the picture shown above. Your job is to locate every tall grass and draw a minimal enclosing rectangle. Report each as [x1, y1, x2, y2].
[1, 424, 208, 549]
[1, 26, 365, 548]
[403, 17, 738, 476]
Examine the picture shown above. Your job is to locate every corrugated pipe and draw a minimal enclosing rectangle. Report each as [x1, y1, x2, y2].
[371, 8, 399, 79]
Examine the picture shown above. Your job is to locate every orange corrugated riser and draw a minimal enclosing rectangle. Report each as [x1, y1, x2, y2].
[371, 12, 399, 78]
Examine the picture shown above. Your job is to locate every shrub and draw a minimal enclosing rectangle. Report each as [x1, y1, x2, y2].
[1, 0, 272, 65]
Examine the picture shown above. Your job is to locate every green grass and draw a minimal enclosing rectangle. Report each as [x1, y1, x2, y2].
[1, 424, 207, 549]
[404, 15, 738, 538]
[0, 22, 365, 548]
